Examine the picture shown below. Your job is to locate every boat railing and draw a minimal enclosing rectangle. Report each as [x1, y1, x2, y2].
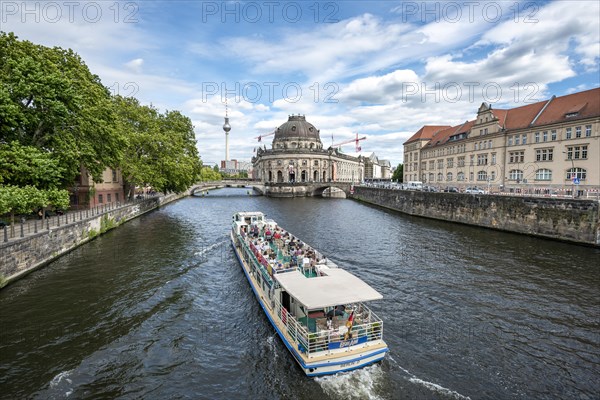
[235, 231, 383, 356]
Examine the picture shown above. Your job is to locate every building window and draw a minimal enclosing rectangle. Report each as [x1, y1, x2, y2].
[428, 173, 434, 182]
[98, 194, 103, 204]
[469, 155, 475, 166]
[447, 158, 454, 168]
[535, 169, 552, 180]
[509, 169, 524, 181]
[115, 193, 119, 202]
[585, 125, 592, 137]
[535, 148, 553, 161]
[429, 160, 435, 169]
[477, 154, 488, 165]
[314, 160, 319, 166]
[551, 130, 557, 141]
[508, 136, 513, 146]
[575, 126, 581, 138]
[474, 143, 478, 150]
[437, 160, 444, 169]
[515, 135, 520, 145]
[534, 132, 540, 143]
[107, 193, 112, 203]
[542, 131, 548, 142]
[277, 160, 282, 166]
[447, 172, 453, 181]
[477, 171, 488, 181]
[302, 160, 307, 166]
[566, 168, 586, 180]
[469, 172, 474, 181]
[491, 153, 497, 165]
[458, 157, 465, 167]
[566, 127, 572, 139]
[437, 173, 443, 182]
[509, 151, 524, 163]
[566, 145, 588, 160]
[522, 134, 527, 145]
[457, 172, 465, 181]
[112, 169, 117, 182]
[488, 140, 493, 149]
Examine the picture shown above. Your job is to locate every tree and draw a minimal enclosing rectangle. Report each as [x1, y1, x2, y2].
[392, 163, 404, 182]
[114, 96, 202, 197]
[0, 32, 125, 185]
[0, 141, 70, 230]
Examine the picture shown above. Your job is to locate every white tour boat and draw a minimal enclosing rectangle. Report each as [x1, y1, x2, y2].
[230, 211, 388, 376]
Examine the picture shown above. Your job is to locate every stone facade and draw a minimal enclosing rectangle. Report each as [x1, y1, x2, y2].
[351, 186, 600, 246]
[404, 88, 600, 197]
[252, 115, 364, 187]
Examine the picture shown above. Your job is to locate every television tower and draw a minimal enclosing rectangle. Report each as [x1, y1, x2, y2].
[223, 99, 231, 161]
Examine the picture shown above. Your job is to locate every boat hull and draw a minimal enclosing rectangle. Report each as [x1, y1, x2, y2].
[231, 234, 388, 376]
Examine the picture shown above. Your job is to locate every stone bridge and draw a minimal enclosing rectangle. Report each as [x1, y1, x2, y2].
[189, 180, 354, 197]
[259, 182, 354, 197]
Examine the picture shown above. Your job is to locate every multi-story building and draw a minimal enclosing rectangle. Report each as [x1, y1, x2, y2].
[363, 152, 392, 180]
[70, 166, 124, 209]
[403, 88, 599, 196]
[252, 115, 365, 184]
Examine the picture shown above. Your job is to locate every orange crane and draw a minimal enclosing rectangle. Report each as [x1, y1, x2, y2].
[254, 130, 276, 142]
[331, 133, 366, 152]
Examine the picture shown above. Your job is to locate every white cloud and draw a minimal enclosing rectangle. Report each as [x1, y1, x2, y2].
[125, 58, 144, 73]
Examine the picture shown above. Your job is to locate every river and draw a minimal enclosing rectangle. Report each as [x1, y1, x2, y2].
[0, 188, 598, 399]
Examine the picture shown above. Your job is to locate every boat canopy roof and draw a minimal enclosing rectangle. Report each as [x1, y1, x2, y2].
[274, 269, 382, 309]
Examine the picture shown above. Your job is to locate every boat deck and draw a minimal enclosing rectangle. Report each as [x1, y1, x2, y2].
[240, 224, 336, 279]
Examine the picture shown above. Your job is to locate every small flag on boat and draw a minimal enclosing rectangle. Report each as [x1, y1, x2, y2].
[344, 310, 355, 340]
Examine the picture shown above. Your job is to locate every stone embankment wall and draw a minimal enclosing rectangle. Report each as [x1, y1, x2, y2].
[0, 192, 187, 287]
[351, 187, 600, 246]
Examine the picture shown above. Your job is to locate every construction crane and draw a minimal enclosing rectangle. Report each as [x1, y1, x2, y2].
[254, 130, 276, 142]
[331, 133, 366, 152]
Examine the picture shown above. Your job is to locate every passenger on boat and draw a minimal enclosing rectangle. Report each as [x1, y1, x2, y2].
[265, 229, 272, 241]
[326, 305, 345, 321]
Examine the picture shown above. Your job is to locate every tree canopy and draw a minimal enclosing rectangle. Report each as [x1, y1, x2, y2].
[392, 163, 403, 182]
[0, 32, 202, 214]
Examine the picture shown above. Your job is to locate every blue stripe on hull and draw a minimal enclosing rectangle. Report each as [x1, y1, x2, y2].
[231, 238, 388, 376]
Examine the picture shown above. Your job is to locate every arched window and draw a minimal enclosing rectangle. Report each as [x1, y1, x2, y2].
[301, 170, 307, 182]
[428, 173, 434, 182]
[447, 172, 453, 181]
[437, 172, 443, 182]
[323, 171, 327, 181]
[268, 171, 272, 182]
[457, 172, 465, 181]
[277, 170, 283, 183]
[566, 168, 586, 180]
[477, 171, 488, 181]
[509, 169, 523, 181]
[313, 170, 318, 181]
[535, 169, 552, 180]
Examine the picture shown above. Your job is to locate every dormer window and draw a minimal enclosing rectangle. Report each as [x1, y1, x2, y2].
[565, 112, 578, 118]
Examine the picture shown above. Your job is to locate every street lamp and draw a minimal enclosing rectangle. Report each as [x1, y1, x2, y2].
[562, 151, 576, 198]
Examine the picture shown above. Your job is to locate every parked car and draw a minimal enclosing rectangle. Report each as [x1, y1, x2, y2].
[465, 187, 486, 194]
[443, 186, 459, 193]
[423, 185, 439, 192]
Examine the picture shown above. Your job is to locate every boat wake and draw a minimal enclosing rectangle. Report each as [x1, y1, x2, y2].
[48, 369, 74, 397]
[315, 364, 386, 400]
[388, 355, 471, 400]
[194, 240, 227, 257]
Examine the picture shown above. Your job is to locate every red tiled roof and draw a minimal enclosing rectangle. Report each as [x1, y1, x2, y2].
[532, 87, 600, 126]
[404, 125, 451, 144]
[424, 120, 475, 148]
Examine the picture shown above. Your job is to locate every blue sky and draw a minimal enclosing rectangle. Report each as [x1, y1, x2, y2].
[2, 0, 599, 166]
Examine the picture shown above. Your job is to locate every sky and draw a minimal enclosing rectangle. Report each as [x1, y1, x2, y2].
[1, 0, 599, 167]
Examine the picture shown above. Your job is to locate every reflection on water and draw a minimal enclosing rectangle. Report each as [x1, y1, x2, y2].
[0, 188, 598, 399]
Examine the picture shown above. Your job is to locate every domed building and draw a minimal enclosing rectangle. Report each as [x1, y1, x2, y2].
[252, 115, 364, 196]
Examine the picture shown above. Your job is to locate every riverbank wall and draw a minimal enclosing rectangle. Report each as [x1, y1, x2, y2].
[0, 192, 188, 288]
[350, 187, 600, 246]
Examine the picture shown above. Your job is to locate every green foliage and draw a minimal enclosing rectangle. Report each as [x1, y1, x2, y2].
[114, 96, 202, 194]
[392, 163, 403, 182]
[100, 215, 116, 233]
[0, 32, 124, 184]
[200, 166, 222, 181]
